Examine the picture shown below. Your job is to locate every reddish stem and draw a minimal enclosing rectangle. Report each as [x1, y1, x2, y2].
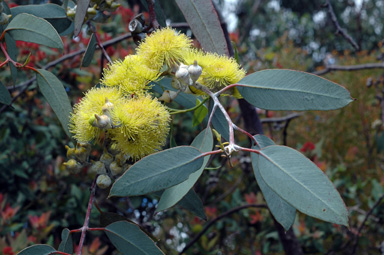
[93, 32, 112, 64]
[48, 252, 72, 255]
[233, 124, 258, 146]
[146, 0, 160, 29]
[76, 177, 98, 255]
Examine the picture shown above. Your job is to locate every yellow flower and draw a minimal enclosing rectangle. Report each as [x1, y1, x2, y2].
[136, 27, 192, 69]
[69, 87, 121, 143]
[101, 55, 161, 95]
[183, 49, 246, 93]
[111, 95, 170, 160]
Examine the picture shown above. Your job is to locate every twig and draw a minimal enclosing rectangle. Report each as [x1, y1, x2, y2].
[146, 0, 159, 29]
[351, 194, 384, 254]
[76, 176, 98, 255]
[325, 0, 359, 50]
[260, 113, 301, 124]
[179, 203, 267, 254]
[313, 62, 384, 76]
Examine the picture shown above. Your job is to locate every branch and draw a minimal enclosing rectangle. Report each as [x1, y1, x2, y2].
[76, 176, 98, 255]
[351, 194, 384, 254]
[325, 0, 359, 50]
[313, 62, 384, 76]
[179, 204, 267, 254]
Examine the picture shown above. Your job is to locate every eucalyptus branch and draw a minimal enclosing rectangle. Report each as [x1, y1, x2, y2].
[179, 203, 268, 254]
[88, 22, 112, 63]
[313, 62, 384, 76]
[324, 0, 359, 50]
[76, 176, 98, 255]
[351, 194, 384, 254]
[146, 0, 159, 29]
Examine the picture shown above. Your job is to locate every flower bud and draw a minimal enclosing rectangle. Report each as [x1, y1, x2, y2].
[0, 13, 10, 25]
[74, 146, 89, 163]
[88, 161, 107, 177]
[102, 98, 114, 118]
[175, 65, 191, 86]
[65, 145, 76, 159]
[100, 150, 114, 167]
[110, 161, 123, 176]
[96, 174, 112, 189]
[91, 114, 112, 129]
[115, 152, 129, 167]
[63, 159, 82, 174]
[158, 90, 179, 103]
[188, 60, 202, 84]
[171, 78, 181, 90]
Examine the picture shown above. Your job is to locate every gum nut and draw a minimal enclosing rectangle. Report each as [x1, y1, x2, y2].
[65, 145, 76, 159]
[96, 174, 112, 189]
[64, 159, 81, 174]
[100, 151, 114, 166]
[175, 66, 189, 79]
[188, 61, 202, 81]
[94, 114, 112, 129]
[110, 161, 123, 176]
[89, 161, 107, 176]
[75, 147, 88, 163]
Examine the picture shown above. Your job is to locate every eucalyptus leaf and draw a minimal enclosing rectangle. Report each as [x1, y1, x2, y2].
[10, 4, 72, 35]
[5, 13, 64, 50]
[175, 0, 229, 55]
[4, 34, 17, 85]
[35, 69, 72, 137]
[73, 0, 90, 36]
[0, 81, 11, 105]
[17, 244, 56, 255]
[257, 145, 349, 226]
[236, 69, 353, 110]
[251, 135, 296, 231]
[81, 33, 97, 67]
[193, 98, 208, 126]
[58, 228, 73, 254]
[105, 221, 164, 255]
[157, 128, 213, 212]
[139, 0, 166, 27]
[178, 189, 206, 220]
[109, 146, 204, 197]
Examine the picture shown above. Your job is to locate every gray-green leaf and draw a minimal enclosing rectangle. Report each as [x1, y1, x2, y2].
[251, 135, 296, 231]
[257, 144, 349, 226]
[236, 69, 353, 110]
[5, 13, 64, 50]
[157, 128, 213, 212]
[175, 0, 229, 55]
[105, 221, 164, 255]
[109, 146, 204, 197]
[17, 244, 56, 255]
[35, 69, 72, 137]
[0, 81, 11, 105]
[81, 33, 97, 67]
[58, 228, 73, 254]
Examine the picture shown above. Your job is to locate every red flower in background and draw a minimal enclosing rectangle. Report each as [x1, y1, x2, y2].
[2, 246, 14, 255]
[300, 141, 315, 153]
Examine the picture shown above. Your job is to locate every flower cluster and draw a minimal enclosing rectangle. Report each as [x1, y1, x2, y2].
[67, 27, 245, 188]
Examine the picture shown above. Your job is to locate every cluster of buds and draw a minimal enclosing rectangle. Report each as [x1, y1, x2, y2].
[63, 143, 91, 174]
[66, 0, 120, 22]
[64, 141, 130, 189]
[158, 61, 203, 103]
[88, 147, 130, 189]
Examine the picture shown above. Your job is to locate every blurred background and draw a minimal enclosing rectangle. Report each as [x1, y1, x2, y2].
[1, 0, 384, 254]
